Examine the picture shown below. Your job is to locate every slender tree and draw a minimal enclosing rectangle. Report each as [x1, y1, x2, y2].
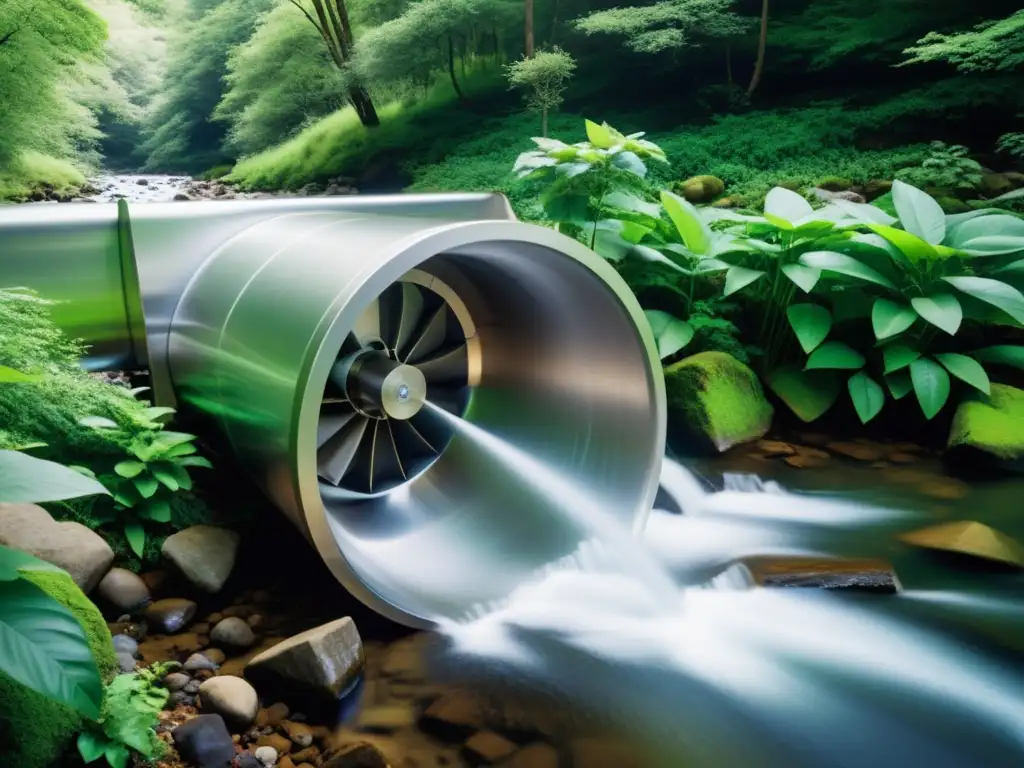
[505, 46, 576, 135]
[288, 0, 380, 126]
[746, 0, 768, 96]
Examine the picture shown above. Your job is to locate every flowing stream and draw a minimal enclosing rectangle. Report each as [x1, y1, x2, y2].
[86, 173, 193, 203]
[419, 403, 1024, 768]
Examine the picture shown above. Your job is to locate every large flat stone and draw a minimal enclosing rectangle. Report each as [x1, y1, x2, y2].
[162, 525, 240, 593]
[0, 503, 113, 592]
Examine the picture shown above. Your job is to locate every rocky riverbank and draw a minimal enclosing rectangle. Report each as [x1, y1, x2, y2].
[80, 174, 360, 204]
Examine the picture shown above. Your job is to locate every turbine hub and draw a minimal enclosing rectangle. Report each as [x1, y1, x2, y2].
[345, 352, 427, 421]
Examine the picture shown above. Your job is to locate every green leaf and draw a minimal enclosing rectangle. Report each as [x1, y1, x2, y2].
[555, 162, 589, 179]
[786, 304, 832, 354]
[805, 341, 866, 371]
[781, 263, 821, 293]
[105, 743, 131, 768]
[114, 461, 146, 479]
[611, 150, 646, 177]
[0, 365, 41, 383]
[865, 224, 937, 263]
[660, 190, 711, 255]
[151, 465, 179, 492]
[0, 578, 102, 719]
[585, 119, 615, 149]
[848, 371, 885, 424]
[593, 220, 642, 261]
[872, 299, 917, 340]
[909, 358, 951, 419]
[885, 370, 914, 400]
[140, 500, 172, 524]
[543, 194, 589, 224]
[935, 353, 990, 394]
[911, 293, 962, 336]
[129, 386, 151, 398]
[831, 199, 898, 226]
[765, 365, 841, 422]
[177, 456, 212, 469]
[133, 474, 159, 499]
[0, 451, 110, 503]
[799, 251, 897, 289]
[100, 665, 170, 759]
[0, 547, 63, 582]
[883, 342, 921, 374]
[604, 191, 661, 218]
[973, 345, 1024, 371]
[891, 179, 946, 244]
[644, 310, 694, 360]
[943, 276, 1024, 324]
[125, 523, 146, 557]
[948, 214, 1024, 255]
[79, 416, 119, 430]
[724, 265, 765, 296]
[627, 245, 690, 274]
[764, 187, 813, 223]
[78, 730, 107, 763]
[141, 407, 176, 423]
[763, 212, 795, 230]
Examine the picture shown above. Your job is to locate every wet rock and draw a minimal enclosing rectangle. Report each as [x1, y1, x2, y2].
[137, 178, 149, 186]
[827, 440, 886, 462]
[185, 679, 202, 694]
[888, 451, 917, 464]
[167, 690, 193, 708]
[498, 742, 559, 768]
[97, 567, 151, 612]
[172, 714, 235, 768]
[862, 179, 893, 201]
[281, 720, 314, 748]
[322, 742, 389, 768]
[198, 675, 259, 729]
[979, 172, 1013, 198]
[185, 652, 220, 671]
[143, 598, 197, 634]
[0, 503, 114, 592]
[677, 175, 725, 203]
[900, 521, 1024, 568]
[173, 193, 190, 201]
[256, 732, 293, 754]
[755, 439, 796, 458]
[117, 651, 137, 673]
[263, 702, 290, 726]
[112, 634, 139, 655]
[247, 614, 265, 630]
[711, 195, 744, 208]
[463, 731, 517, 764]
[664, 352, 773, 454]
[162, 525, 240, 593]
[244, 618, 363, 706]
[255, 745, 279, 765]
[211, 616, 256, 648]
[205, 648, 227, 665]
[164, 672, 192, 692]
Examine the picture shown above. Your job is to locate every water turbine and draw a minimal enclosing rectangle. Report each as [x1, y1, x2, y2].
[0, 194, 666, 626]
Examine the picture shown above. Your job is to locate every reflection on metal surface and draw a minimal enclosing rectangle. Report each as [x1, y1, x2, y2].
[0, 195, 665, 627]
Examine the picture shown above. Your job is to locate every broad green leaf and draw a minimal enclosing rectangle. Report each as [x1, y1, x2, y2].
[555, 162, 590, 179]
[168, 463, 192, 491]
[991, 188, 1024, 203]
[543, 194, 589, 224]
[0, 547, 63, 582]
[942, 276, 1024, 324]
[935, 353, 990, 394]
[764, 187, 813, 223]
[78, 730, 107, 763]
[114, 461, 146, 479]
[787, 304, 832, 354]
[765, 365, 841, 422]
[724, 265, 765, 296]
[956, 236, 1024, 257]
[885, 371, 914, 400]
[973, 345, 1024, 370]
[105, 743, 131, 768]
[149, 431, 197, 451]
[805, 341, 865, 371]
[79, 416, 119, 430]
[831, 199, 898, 226]
[763, 212, 795, 230]
[0, 365, 40, 383]
[660, 190, 711, 255]
[948, 215, 1024, 255]
[125, 523, 146, 557]
[133, 474, 159, 499]
[909, 358, 951, 419]
[883, 342, 921, 373]
[627, 245, 690, 274]
[891, 179, 946, 244]
[994, 258, 1024, 275]
[151, 465, 179, 492]
[177, 456, 212, 469]
[910, 293, 962, 335]
[848, 371, 885, 424]
[611, 151, 646, 177]
[866, 224, 938, 263]
[644, 310, 694, 360]
[781, 263, 821, 293]
[872, 298, 916, 340]
[585, 119, 615, 149]
[593, 220, 644, 261]
[799, 251, 897, 289]
[0, 578, 102, 719]
[141, 500, 172, 523]
[604, 191, 661, 218]
[0, 451, 110, 503]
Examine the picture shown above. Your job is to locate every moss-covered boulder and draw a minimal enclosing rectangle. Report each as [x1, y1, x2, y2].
[0, 569, 117, 768]
[664, 352, 773, 454]
[676, 175, 725, 203]
[947, 384, 1024, 473]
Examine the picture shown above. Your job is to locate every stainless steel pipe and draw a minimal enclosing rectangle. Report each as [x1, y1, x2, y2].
[0, 195, 666, 627]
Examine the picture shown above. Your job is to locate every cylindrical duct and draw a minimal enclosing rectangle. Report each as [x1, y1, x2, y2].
[167, 211, 665, 627]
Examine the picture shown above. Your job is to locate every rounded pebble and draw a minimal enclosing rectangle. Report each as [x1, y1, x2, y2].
[183, 652, 219, 671]
[210, 616, 256, 648]
[254, 745, 278, 766]
[197, 675, 260, 729]
[112, 634, 139, 655]
[184, 679, 201, 695]
[96, 567, 151, 612]
[116, 651, 136, 673]
[163, 672, 191, 692]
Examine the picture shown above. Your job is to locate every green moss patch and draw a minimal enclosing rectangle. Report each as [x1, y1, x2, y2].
[664, 352, 773, 455]
[947, 384, 1024, 470]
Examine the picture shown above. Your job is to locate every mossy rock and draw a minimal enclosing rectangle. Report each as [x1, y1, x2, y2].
[676, 175, 725, 203]
[979, 173, 1014, 199]
[936, 196, 973, 214]
[862, 179, 893, 201]
[947, 384, 1024, 473]
[711, 195, 745, 209]
[817, 177, 854, 192]
[776, 179, 803, 192]
[0, 569, 117, 768]
[664, 352, 773, 455]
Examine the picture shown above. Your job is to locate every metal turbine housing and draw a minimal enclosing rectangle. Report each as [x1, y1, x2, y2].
[0, 194, 666, 627]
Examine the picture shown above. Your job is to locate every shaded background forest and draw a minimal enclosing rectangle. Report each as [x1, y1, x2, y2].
[0, 0, 1021, 206]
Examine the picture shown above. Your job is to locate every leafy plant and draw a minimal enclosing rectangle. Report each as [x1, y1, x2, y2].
[75, 411, 212, 557]
[77, 662, 175, 768]
[895, 141, 982, 193]
[504, 47, 577, 137]
[998, 131, 1024, 160]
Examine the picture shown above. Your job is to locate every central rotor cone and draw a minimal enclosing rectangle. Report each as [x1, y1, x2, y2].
[345, 352, 426, 421]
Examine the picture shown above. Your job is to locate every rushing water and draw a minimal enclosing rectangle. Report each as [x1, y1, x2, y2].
[86, 173, 193, 203]
[418, 402, 1024, 767]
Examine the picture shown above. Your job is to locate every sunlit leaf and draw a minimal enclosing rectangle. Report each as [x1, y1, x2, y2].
[114, 461, 146, 479]
[644, 310, 694, 360]
[585, 119, 615, 149]
[764, 187, 813, 223]
[79, 416, 119, 430]
[0, 365, 41, 383]
[942, 276, 1024, 324]
[871, 298, 916, 340]
[799, 251, 897, 289]
[805, 341, 865, 370]
[934, 353, 990, 394]
[765, 365, 841, 422]
[911, 293, 962, 335]
[660, 190, 711, 255]
[891, 179, 946, 244]
[865, 223, 937, 262]
[0, 451, 110, 503]
[781, 263, 821, 293]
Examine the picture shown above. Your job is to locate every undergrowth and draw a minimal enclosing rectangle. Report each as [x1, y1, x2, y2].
[0, 152, 87, 201]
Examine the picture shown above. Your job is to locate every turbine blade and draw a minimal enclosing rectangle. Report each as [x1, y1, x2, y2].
[416, 342, 467, 384]
[339, 332, 362, 358]
[390, 416, 438, 458]
[317, 416, 369, 485]
[352, 300, 382, 347]
[376, 420, 407, 486]
[394, 283, 425, 357]
[425, 384, 466, 416]
[378, 284, 404, 349]
[403, 303, 448, 364]
[316, 407, 358, 449]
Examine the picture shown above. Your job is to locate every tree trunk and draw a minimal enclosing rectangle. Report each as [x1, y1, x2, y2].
[726, 44, 733, 87]
[348, 85, 380, 126]
[542, 108, 548, 138]
[524, 0, 534, 57]
[747, 0, 769, 97]
[448, 35, 470, 105]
